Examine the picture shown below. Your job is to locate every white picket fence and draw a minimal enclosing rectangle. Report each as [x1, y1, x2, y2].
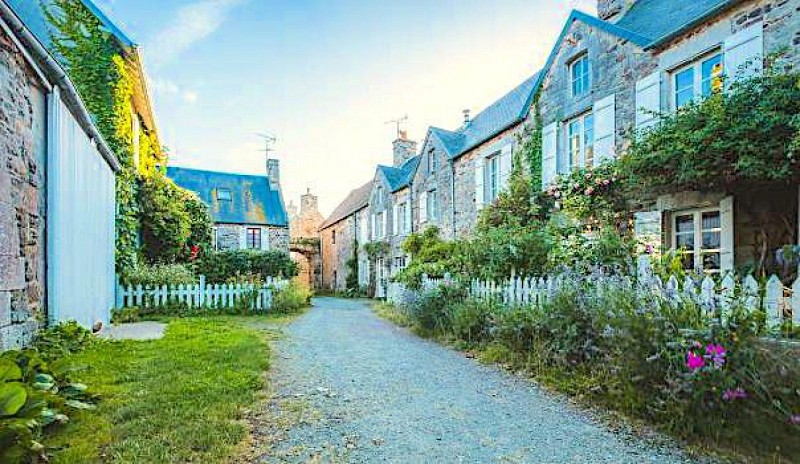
[420, 258, 800, 329]
[115, 275, 286, 311]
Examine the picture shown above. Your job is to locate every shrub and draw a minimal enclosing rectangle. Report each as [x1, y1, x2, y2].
[407, 282, 467, 335]
[271, 281, 312, 314]
[450, 298, 502, 345]
[120, 263, 198, 287]
[196, 250, 298, 284]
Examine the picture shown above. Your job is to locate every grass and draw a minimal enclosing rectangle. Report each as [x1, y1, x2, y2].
[43, 316, 284, 463]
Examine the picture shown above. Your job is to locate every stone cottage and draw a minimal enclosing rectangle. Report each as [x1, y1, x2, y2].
[319, 181, 372, 291]
[168, 160, 290, 254]
[412, 73, 540, 240]
[288, 190, 324, 289]
[536, 0, 800, 274]
[1, 0, 120, 347]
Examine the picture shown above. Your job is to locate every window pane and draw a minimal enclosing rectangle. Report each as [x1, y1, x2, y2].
[676, 233, 694, 249]
[701, 54, 723, 97]
[680, 252, 695, 271]
[675, 68, 694, 108]
[702, 231, 721, 250]
[702, 252, 721, 270]
[675, 215, 694, 233]
[702, 211, 720, 230]
[584, 114, 594, 166]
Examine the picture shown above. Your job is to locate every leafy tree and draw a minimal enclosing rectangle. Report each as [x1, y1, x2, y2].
[138, 173, 191, 263]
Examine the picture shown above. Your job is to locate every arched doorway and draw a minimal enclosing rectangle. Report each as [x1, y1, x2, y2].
[289, 241, 320, 290]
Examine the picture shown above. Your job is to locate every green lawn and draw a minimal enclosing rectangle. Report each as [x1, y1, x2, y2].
[44, 316, 280, 463]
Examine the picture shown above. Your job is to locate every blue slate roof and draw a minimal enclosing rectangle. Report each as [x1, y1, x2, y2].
[378, 155, 420, 193]
[616, 0, 734, 48]
[167, 167, 288, 227]
[429, 72, 541, 160]
[6, 0, 135, 50]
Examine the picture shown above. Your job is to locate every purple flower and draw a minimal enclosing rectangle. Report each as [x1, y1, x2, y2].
[722, 387, 747, 401]
[686, 351, 705, 371]
[790, 415, 800, 425]
[705, 344, 727, 367]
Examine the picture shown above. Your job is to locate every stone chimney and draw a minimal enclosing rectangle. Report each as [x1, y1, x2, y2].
[300, 189, 318, 215]
[266, 158, 281, 191]
[392, 131, 418, 167]
[597, 0, 636, 22]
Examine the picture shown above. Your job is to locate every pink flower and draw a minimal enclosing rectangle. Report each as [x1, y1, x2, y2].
[585, 187, 595, 196]
[603, 179, 611, 186]
[686, 351, 705, 371]
[705, 344, 727, 367]
[790, 415, 800, 425]
[722, 387, 747, 401]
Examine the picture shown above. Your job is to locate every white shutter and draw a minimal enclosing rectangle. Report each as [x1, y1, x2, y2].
[474, 158, 485, 209]
[382, 213, 388, 239]
[724, 22, 763, 84]
[392, 204, 399, 236]
[593, 93, 616, 165]
[405, 201, 412, 234]
[635, 72, 661, 130]
[370, 214, 376, 240]
[239, 227, 247, 250]
[499, 143, 513, 192]
[720, 196, 735, 272]
[419, 191, 428, 223]
[541, 122, 558, 189]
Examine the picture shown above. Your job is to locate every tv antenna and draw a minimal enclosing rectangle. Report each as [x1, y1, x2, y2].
[256, 133, 277, 160]
[384, 114, 409, 139]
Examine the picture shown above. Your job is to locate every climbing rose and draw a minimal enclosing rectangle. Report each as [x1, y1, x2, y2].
[686, 351, 705, 371]
[722, 387, 747, 401]
[585, 187, 595, 196]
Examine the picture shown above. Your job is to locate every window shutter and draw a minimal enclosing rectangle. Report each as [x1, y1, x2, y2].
[541, 122, 558, 189]
[719, 196, 735, 272]
[474, 158, 485, 209]
[419, 191, 428, 223]
[499, 144, 513, 192]
[392, 204, 399, 236]
[405, 201, 412, 234]
[593, 93, 616, 165]
[239, 227, 247, 250]
[370, 214, 376, 240]
[724, 22, 763, 84]
[635, 72, 661, 130]
[382, 213, 388, 239]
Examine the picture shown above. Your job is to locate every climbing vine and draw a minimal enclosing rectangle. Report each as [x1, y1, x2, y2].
[345, 240, 360, 291]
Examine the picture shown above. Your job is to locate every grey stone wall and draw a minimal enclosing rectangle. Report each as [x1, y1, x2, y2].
[320, 217, 355, 291]
[0, 29, 44, 350]
[214, 224, 290, 254]
[411, 137, 455, 240]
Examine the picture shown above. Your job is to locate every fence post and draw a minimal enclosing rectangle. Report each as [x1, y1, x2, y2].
[115, 275, 123, 309]
[792, 276, 800, 325]
[764, 275, 782, 328]
[198, 275, 206, 308]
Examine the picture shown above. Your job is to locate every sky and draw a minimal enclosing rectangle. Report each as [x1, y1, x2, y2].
[93, 0, 596, 216]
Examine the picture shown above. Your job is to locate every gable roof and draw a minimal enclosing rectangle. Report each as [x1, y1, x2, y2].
[167, 167, 288, 227]
[320, 181, 373, 230]
[377, 155, 420, 193]
[426, 72, 541, 161]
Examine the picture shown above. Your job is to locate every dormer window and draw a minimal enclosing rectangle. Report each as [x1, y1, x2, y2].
[570, 55, 591, 97]
[376, 186, 385, 203]
[428, 148, 437, 174]
[217, 188, 232, 201]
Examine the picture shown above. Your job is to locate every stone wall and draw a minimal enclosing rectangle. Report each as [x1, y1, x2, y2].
[412, 138, 455, 240]
[319, 217, 355, 291]
[0, 28, 45, 349]
[213, 224, 290, 253]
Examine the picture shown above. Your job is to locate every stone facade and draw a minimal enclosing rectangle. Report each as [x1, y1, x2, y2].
[597, 0, 636, 22]
[412, 135, 455, 239]
[288, 191, 324, 289]
[213, 224, 289, 252]
[319, 214, 358, 291]
[0, 28, 45, 349]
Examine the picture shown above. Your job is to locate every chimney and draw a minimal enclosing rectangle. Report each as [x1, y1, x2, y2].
[300, 189, 319, 215]
[597, 0, 636, 22]
[392, 131, 418, 167]
[266, 158, 281, 191]
[462, 109, 471, 125]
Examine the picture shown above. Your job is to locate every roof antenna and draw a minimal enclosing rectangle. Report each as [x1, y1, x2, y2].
[256, 132, 277, 161]
[384, 114, 409, 139]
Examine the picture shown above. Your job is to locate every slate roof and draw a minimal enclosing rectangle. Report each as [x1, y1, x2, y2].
[615, 0, 735, 48]
[428, 72, 541, 160]
[320, 181, 373, 230]
[6, 0, 135, 50]
[377, 155, 420, 193]
[167, 167, 288, 227]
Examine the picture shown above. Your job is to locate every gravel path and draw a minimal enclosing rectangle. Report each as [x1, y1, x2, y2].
[254, 297, 699, 464]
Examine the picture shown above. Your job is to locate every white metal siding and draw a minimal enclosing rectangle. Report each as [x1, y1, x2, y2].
[47, 87, 116, 329]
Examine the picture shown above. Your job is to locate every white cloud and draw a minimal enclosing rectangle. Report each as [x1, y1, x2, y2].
[146, 0, 245, 69]
[182, 91, 199, 103]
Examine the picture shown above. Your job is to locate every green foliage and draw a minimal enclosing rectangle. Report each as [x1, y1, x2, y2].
[0, 322, 98, 462]
[271, 281, 312, 314]
[542, 163, 625, 222]
[195, 250, 298, 284]
[545, 214, 635, 274]
[395, 228, 464, 289]
[406, 282, 468, 336]
[345, 240, 360, 292]
[463, 224, 551, 281]
[363, 241, 390, 259]
[119, 263, 198, 287]
[620, 68, 800, 197]
[139, 173, 191, 263]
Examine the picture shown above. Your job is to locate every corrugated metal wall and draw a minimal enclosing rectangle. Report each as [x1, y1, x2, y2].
[47, 87, 116, 328]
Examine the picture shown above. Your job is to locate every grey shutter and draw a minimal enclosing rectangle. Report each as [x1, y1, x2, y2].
[635, 72, 661, 130]
[405, 201, 412, 234]
[392, 204, 398, 236]
[719, 196, 735, 272]
[499, 143, 513, 192]
[724, 22, 763, 84]
[593, 93, 616, 165]
[541, 122, 558, 189]
[419, 191, 428, 224]
[474, 157, 485, 209]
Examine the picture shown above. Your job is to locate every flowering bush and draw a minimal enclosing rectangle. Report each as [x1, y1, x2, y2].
[544, 164, 625, 223]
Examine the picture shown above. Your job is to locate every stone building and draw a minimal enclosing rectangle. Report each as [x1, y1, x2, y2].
[319, 181, 372, 291]
[1, 1, 120, 348]
[167, 160, 290, 254]
[410, 74, 540, 240]
[288, 190, 324, 289]
[535, 0, 800, 274]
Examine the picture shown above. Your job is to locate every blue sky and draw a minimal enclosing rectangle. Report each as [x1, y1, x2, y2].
[96, 0, 595, 216]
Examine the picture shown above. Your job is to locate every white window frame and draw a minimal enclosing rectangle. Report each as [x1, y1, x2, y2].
[397, 201, 407, 234]
[376, 186, 385, 203]
[672, 207, 723, 274]
[217, 188, 232, 201]
[246, 227, 262, 250]
[562, 112, 594, 173]
[671, 50, 723, 110]
[485, 153, 500, 203]
[428, 148, 437, 175]
[376, 211, 385, 238]
[570, 55, 591, 98]
[426, 189, 438, 222]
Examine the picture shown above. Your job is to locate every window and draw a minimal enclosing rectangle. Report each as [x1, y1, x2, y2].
[397, 202, 407, 234]
[246, 228, 262, 250]
[426, 190, 438, 222]
[376, 186, 385, 203]
[672, 52, 723, 109]
[486, 154, 500, 202]
[571, 55, 591, 97]
[428, 149, 437, 174]
[376, 212, 385, 238]
[217, 188, 232, 201]
[673, 209, 722, 273]
[562, 112, 594, 173]
[332, 230, 336, 245]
